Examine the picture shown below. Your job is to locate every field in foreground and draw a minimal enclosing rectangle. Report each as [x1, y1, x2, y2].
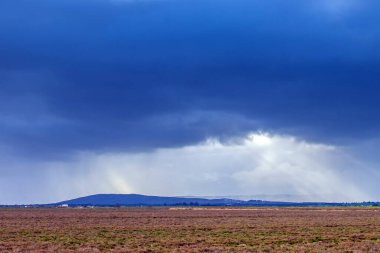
[1, 207, 380, 252]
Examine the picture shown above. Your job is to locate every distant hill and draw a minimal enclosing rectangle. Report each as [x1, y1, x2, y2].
[34, 194, 378, 208]
[55, 194, 247, 206]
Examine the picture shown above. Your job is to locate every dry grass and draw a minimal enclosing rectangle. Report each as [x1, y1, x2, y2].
[1, 207, 380, 252]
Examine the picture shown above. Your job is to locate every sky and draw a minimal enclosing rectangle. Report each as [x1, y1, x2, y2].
[1, 0, 380, 204]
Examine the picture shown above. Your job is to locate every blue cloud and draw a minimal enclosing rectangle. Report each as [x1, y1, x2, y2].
[1, 0, 380, 158]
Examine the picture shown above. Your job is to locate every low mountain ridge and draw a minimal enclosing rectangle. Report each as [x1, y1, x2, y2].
[51, 194, 380, 207]
[56, 194, 247, 206]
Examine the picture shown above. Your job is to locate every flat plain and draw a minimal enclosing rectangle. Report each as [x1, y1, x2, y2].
[1, 207, 380, 252]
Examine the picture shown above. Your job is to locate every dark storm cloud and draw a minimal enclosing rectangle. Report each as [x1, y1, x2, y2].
[1, 0, 380, 158]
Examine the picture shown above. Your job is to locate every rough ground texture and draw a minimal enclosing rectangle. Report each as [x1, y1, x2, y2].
[1, 207, 380, 252]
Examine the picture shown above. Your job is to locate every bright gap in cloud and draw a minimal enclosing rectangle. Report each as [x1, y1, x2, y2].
[313, 0, 359, 16]
[0, 132, 375, 204]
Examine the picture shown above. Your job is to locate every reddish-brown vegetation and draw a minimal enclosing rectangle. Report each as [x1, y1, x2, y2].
[1, 207, 380, 252]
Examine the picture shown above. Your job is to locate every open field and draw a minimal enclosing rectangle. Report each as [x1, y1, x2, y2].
[1, 207, 380, 252]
